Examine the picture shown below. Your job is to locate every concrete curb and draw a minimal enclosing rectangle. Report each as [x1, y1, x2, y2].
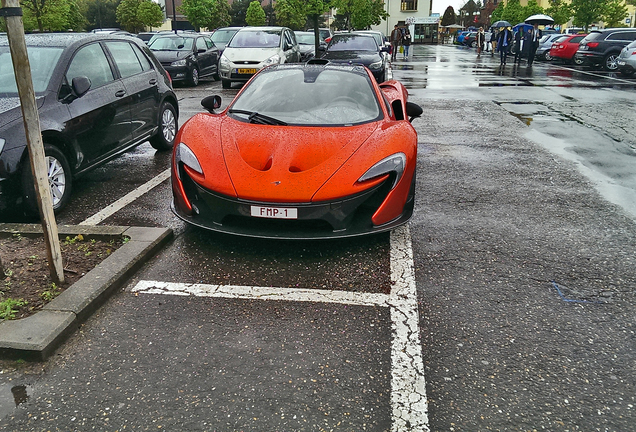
[0, 223, 173, 360]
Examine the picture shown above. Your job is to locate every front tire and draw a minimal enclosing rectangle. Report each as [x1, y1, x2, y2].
[544, 52, 552, 61]
[149, 101, 177, 151]
[21, 144, 72, 215]
[188, 67, 200, 86]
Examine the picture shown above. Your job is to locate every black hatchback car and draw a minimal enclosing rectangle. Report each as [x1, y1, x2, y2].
[149, 33, 219, 86]
[575, 28, 636, 71]
[0, 33, 178, 215]
[320, 33, 390, 83]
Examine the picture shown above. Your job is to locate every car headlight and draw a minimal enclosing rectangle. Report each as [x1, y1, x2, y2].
[220, 55, 231, 68]
[175, 143, 203, 178]
[263, 54, 281, 66]
[357, 153, 406, 190]
[171, 59, 187, 67]
[368, 60, 383, 70]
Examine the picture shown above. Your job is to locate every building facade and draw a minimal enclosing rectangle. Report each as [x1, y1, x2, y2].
[371, 0, 437, 44]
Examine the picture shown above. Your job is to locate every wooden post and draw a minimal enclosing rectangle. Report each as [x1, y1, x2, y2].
[1, 0, 64, 283]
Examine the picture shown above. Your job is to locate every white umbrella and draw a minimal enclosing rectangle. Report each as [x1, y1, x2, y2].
[525, 14, 555, 25]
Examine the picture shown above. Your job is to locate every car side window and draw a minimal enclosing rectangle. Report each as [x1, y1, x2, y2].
[571, 36, 584, 44]
[105, 41, 144, 78]
[66, 43, 115, 89]
[284, 31, 293, 50]
[196, 37, 207, 52]
[204, 36, 214, 49]
[131, 43, 152, 71]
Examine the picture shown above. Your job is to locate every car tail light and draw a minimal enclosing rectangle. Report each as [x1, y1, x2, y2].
[586, 42, 599, 48]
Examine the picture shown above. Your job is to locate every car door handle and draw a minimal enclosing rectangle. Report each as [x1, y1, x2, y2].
[115, 90, 126, 98]
[149, 78, 157, 85]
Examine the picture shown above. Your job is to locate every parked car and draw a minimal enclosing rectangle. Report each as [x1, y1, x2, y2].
[617, 39, 636, 77]
[136, 31, 157, 45]
[149, 33, 219, 86]
[536, 33, 567, 60]
[575, 28, 636, 71]
[550, 34, 587, 64]
[0, 33, 178, 215]
[171, 63, 422, 239]
[218, 26, 301, 89]
[456, 31, 470, 45]
[209, 26, 241, 58]
[319, 28, 333, 43]
[294, 31, 325, 61]
[462, 32, 478, 48]
[563, 27, 584, 35]
[320, 33, 390, 83]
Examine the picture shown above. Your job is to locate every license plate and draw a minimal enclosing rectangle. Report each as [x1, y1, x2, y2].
[237, 68, 257, 74]
[251, 206, 298, 219]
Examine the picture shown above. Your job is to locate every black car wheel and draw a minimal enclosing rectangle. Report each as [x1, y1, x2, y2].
[21, 144, 72, 215]
[149, 101, 177, 151]
[188, 67, 200, 86]
[222, 79, 232, 89]
[470, 40, 476, 48]
[544, 52, 552, 61]
[573, 56, 584, 66]
[603, 53, 619, 71]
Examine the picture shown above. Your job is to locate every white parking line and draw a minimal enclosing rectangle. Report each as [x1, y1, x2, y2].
[132, 224, 429, 431]
[79, 168, 171, 225]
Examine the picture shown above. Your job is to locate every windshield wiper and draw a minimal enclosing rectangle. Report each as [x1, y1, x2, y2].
[228, 109, 288, 126]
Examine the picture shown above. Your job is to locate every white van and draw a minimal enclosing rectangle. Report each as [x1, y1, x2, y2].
[563, 27, 584, 35]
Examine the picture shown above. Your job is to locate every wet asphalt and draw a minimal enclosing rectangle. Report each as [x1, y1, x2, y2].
[1, 43, 636, 431]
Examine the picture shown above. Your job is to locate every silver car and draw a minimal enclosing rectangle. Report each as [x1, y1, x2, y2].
[617, 39, 636, 77]
[218, 26, 301, 89]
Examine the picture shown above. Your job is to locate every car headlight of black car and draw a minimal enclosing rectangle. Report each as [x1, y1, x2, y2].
[175, 143, 203, 178]
[357, 153, 406, 189]
[171, 58, 188, 67]
[368, 59, 383, 70]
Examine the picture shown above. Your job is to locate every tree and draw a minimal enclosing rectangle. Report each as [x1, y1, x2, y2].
[602, 0, 628, 28]
[440, 6, 456, 27]
[523, 0, 544, 19]
[571, 0, 607, 30]
[330, 0, 388, 30]
[229, 0, 250, 26]
[210, 0, 231, 29]
[179, 0, 216, 31]
[500, 0, 525, 25]
[274, 0, 306, 30]
[490, 1, 504, 23]
[545, 0, 573, 27]
[85, 0, 119, 30]
[20, 0, 73, 32]
[116, 0, 164, 32]
[245, 0, 266, 26]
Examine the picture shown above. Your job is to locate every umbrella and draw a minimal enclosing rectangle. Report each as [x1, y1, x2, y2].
[525, 14, 554, 25]
[491, 20, 512, 28]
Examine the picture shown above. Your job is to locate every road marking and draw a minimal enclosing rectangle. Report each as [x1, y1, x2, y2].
[79, 168, 171, 226]
[132, 224, 429, 431]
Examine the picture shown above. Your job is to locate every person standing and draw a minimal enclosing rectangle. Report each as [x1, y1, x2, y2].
[513, 28, 523, 63]
[490, 29, 498, 56]
[402, 29, 412, 59]
[526, 23, 541, 66]
[497, 27, 512, 64]
[476, 27, 485, 55]
[390, 24, 402, 61]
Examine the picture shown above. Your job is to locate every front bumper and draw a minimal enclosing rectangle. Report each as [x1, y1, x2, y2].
[162, 65, 189, 82]
[172, 171, 413, 239]
[617, 58, 635, 74]
[219, 63, 265, 83]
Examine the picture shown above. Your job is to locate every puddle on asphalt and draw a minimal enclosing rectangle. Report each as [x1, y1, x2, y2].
[0, 383, 31, 419]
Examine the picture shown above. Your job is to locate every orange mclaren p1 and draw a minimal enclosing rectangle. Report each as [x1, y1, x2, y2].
[171, 62, 422, 239]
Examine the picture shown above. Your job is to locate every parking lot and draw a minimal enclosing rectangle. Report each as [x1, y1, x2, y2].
[1, 43, 636, 431]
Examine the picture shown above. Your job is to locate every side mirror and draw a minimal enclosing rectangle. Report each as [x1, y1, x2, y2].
[406, 101, 423, 122]
[201, 95, 222, 113]
[71, 76, 91, 98]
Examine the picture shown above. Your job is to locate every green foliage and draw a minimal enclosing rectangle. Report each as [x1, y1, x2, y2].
[602, 0, 629, 27]
[275, 0, 307, 30]
[116, 0, 163, 33]
[179, 0, 215, 31]
[245, 0, 266, 26]
[21, 0, 73, 32]
[40, 283, 61, 302]
[85, 0, 119, 30]
[331, 0, 388, 30]
[0, 298, 27, 320]
[210, 0, 232, 29]
[571, 0, 607, 30]
[441, 6, 457, 26]
[524, 0, 544, 17]
[229, 0, 250, 26]
[500, 0, 525, 25]
[546, 0, 573, 26]
[490, 2, 505, 23]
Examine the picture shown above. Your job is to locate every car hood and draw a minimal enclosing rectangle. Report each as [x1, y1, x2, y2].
[321, 51, 380, 65]
[223, 47, 281, 63]
[219, 119, 378, 202]
[0, 96, 45, 132]
[151, 50, 191, 63]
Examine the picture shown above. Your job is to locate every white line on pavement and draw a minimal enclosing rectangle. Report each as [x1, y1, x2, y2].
[80, 168, 171, 226]
[131, 224, 429, 431]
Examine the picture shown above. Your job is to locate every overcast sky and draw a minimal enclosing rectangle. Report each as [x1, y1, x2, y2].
[431, 0, 466, 15]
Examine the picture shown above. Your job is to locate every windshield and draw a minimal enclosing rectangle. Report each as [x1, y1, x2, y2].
[149, 37, 194, 51]
[228, 30, 281, 48]
[295, 34, 316, 45]
[211, 29, 238, 45]
[0, 46, 63, 95]
[229, 67, 381, 126]
[328, 35, 378, 51]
